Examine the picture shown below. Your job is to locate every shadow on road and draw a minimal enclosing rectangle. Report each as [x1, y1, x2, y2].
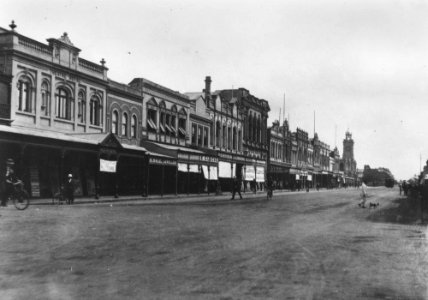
[367, 196, 428, 225]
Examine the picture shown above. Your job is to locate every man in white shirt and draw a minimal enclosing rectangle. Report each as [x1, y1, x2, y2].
[359, 181, 368, 208]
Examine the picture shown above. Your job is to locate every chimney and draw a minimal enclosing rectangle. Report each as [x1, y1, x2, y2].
[204, 76, 212, 108]
[204, 76, 211, 97]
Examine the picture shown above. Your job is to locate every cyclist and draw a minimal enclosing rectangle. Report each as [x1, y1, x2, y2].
[2, 159, 18, 207]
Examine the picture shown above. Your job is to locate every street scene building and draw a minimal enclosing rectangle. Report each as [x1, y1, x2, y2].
[0, 22, 359, 199]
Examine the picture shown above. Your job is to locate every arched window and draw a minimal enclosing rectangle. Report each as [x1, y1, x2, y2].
[17, 77, 32, 113]
[55, 87, 73, 120]
[41, 81, 50, 116]
[131, 115, 137, 138]
[112, 110, 118, 134]
[78, 91, 86, 123]
[122, 112, 128, 136]
[90, 95, 101, 126]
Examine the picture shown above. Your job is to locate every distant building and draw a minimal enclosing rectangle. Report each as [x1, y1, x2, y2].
[362, 165, 394, 186]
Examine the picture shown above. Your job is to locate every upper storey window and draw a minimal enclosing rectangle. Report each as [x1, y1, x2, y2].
[55, 87, 73, 120]
[112, 110, 118, 134]
[90, 95, 101, 126]
[131, 115, 137, 138]
[78, 91, 86, 123]
[41, 81, 50, 116]
[17, 77, 32, 113]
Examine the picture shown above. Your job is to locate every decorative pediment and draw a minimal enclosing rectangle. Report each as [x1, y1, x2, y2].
[99, 133, 123, 149]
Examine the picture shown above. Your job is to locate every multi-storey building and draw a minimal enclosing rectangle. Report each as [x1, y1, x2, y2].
[0, 23, 146, 198]
[267, 119, 292, 189]
[186, 77, 270, 192]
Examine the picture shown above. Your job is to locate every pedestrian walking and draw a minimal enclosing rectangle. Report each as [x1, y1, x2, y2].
[399, 182, 402, 195]
[358, 181, 368, 208]
[65, 173, 75, 204]
[231, 177, 243, 200]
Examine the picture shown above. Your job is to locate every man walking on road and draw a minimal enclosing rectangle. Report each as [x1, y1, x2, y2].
[359, 181, 368, 208]
[231, 177, 243, 200]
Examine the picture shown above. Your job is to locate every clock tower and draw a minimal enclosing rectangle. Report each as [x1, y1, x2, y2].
[341, 131, 357, 180]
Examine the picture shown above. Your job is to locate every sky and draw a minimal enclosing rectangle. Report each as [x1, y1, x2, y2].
[2, 0, 428, 180]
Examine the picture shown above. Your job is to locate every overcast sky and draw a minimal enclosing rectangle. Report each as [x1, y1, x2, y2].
[2, 0, 428, 180]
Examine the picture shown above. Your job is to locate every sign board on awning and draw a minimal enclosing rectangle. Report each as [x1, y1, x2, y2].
[100, 159, 117, 173]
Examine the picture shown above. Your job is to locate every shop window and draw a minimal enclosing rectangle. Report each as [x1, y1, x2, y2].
[41, 81, 50, 116]
[55, 87, 73, 120]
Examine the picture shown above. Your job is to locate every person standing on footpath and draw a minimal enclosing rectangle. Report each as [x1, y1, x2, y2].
[65, 173, 75, 204]
[231, 177, 243, 200]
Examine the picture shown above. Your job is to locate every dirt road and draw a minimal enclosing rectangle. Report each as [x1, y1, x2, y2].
[0, 187, 426, 299]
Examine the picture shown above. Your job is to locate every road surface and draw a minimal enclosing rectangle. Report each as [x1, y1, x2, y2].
[0, 187, 426, 299]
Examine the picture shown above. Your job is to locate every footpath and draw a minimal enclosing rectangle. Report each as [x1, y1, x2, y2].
[29, 188, 335, 206]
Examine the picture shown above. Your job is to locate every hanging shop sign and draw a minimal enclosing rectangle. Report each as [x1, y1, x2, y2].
[307, 174, 312, 181]
[296, 174, 300, 180]
[100, 159, 117, 173]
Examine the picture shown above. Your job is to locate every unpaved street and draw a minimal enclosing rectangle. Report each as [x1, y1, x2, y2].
[0, 187, 427, 299]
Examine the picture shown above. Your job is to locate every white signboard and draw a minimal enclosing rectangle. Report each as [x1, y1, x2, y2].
[201, 165, 218, 180]
[178, 163, 188, 172]
[307, 175, 312, 181]
[100, 159, 117, 173]
[219, 161, 232, 178]
[256, 166, 265, 182]
[188, 164, 199, 173]
[244, 165, 255, 181]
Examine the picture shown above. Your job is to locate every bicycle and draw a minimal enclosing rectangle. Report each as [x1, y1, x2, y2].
[8, 180, 30, 210]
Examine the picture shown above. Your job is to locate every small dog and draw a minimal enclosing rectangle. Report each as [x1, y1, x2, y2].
[369, 202, 379, 208]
